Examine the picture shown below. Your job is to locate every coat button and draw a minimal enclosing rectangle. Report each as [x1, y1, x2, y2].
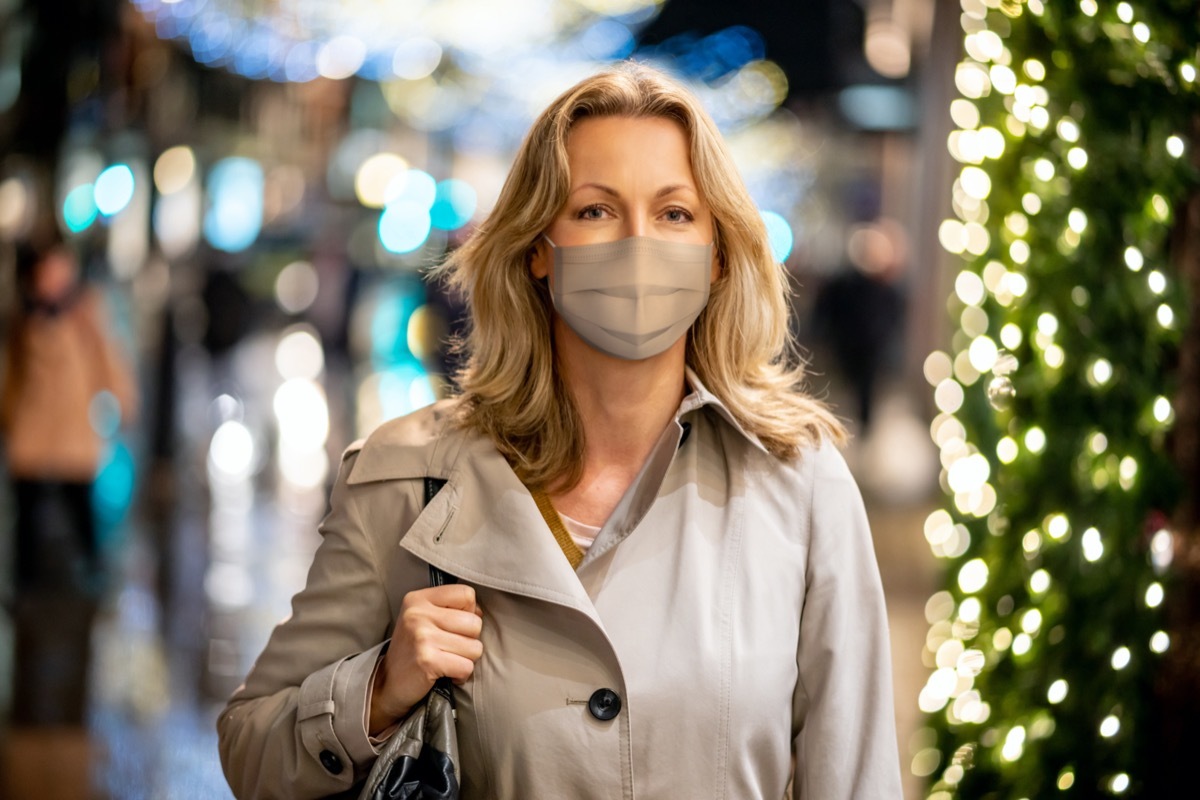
[588, 688, 622, 721]
[319, 749, 344, 775]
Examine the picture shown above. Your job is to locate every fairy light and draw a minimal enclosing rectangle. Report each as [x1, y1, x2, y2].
[1100, 715, 1120, 738]
[1152, 396, 1173, 424]
[1111, 646, 1131, 670]
[1030, 568, 1051, 594]
[1079, 530, 1104, 564]
[1157, 304, 1175, 328]
[1124, 246, 1144, 271]
[920, 2, 1187, 793]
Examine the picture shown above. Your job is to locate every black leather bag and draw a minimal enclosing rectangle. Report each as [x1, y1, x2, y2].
[358, 478, 461, 800]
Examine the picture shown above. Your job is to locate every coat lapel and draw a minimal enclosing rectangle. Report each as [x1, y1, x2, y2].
[393, 430, 604, 625]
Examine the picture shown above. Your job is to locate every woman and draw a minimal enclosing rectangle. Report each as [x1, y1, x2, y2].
[219, 63, 901, 799]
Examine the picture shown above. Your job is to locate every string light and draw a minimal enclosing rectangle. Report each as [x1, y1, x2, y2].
[1111, 646, 1131, 670]
[921, 1, 1188, 794]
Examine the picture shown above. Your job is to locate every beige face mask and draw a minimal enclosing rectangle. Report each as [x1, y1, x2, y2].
[546, 235, 713, 361]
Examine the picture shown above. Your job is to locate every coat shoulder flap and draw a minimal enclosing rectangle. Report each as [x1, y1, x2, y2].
[345, 398, 463, 484]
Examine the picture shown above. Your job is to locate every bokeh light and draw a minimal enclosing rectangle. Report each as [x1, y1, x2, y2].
[204, 157, 264, 252]
[760, 210, 794, 262]
[63, 184, 99, 233]
[94, 164, 136, 216]
[154, 146, 197, 194]
[430, 179, 477, 230]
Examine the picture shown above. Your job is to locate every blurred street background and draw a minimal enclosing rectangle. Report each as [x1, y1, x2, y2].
[0, 0, 966, 797]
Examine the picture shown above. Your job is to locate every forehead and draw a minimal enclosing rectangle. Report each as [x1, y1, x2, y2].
[565, 115, 696, 183]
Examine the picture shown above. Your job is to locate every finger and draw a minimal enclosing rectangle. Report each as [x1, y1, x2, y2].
[434, 631, 484, 662]
[430, 607, 484, 638]
[429, 583, 477, 612]
[432, 652, 476, 684]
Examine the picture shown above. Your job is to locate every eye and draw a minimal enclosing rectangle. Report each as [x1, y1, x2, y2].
[576, 204, 610, 221]
[662, 207, 694, 224]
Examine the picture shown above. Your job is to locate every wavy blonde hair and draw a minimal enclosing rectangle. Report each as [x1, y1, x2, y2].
[437, 62, 844, 489]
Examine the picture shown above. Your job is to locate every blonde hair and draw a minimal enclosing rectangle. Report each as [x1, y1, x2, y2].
[437, 62, 845, 489]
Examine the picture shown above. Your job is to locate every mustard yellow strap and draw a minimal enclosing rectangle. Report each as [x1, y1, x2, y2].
[530, 489, 585, 569]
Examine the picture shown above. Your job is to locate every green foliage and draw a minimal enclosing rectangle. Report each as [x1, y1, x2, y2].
[916, 1, 1198, 797]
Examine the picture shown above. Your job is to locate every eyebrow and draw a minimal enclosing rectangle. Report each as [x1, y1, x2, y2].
[570, 182, 697, 199]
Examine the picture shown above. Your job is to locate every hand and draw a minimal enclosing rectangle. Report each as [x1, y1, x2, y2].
[368, 584, 483, 736]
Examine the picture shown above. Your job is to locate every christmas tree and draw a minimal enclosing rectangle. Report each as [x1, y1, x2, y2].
[914, 0, 1198, 797]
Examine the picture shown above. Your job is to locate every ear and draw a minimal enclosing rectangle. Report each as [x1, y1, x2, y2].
[530, 238, 551, 281]
[710, 246, 722, 284]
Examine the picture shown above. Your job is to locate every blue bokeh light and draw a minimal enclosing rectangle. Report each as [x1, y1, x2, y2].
[430, 179, 477, 231]
[580, 20, 635, 60]
[761, 210, 794, 263]
[63, 184, 98, 233]
[94, 164, 135, 216]
[369, 278, 434, 416]
[284, 40, 320, 83]
[838, 85, 917, 131]
[379, 201, 432, 254]
[204, 157, 264, 252]
[370, 278, 425, 368]
[390, 169, 437, 210]
[93, 440, 136, 543]
[641, 25, 765, 83]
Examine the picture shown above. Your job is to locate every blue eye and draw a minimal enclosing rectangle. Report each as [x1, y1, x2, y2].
[664, 208, 693, 223]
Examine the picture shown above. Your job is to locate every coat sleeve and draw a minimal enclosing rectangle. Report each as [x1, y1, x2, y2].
[791, 444, 903, 799]
[217, 448, 408, 799]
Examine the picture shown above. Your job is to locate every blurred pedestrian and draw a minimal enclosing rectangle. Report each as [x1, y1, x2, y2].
[2, 239, 138, 599]
[812, 218, 907, 433]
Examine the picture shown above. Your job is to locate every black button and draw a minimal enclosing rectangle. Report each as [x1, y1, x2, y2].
[319, 749, 344, 775]
[588, 688, 622, 721]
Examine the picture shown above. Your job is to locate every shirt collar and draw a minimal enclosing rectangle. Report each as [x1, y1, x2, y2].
[680, 366, 771, 456]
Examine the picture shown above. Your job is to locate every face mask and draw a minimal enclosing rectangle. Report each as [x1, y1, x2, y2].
[545, 235, 713, 361]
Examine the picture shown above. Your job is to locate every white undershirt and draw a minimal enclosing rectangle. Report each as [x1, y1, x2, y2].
[558, 511, 602, 553]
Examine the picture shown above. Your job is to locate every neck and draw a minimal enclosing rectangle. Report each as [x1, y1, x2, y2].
[555, 321, 687, 480]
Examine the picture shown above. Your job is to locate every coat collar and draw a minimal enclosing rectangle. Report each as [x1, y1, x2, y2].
[347, 400, 604, 622]
[681, 367, 771, 456]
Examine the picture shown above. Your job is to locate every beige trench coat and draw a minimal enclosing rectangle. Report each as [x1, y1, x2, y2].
[218, 381, 901, 799]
